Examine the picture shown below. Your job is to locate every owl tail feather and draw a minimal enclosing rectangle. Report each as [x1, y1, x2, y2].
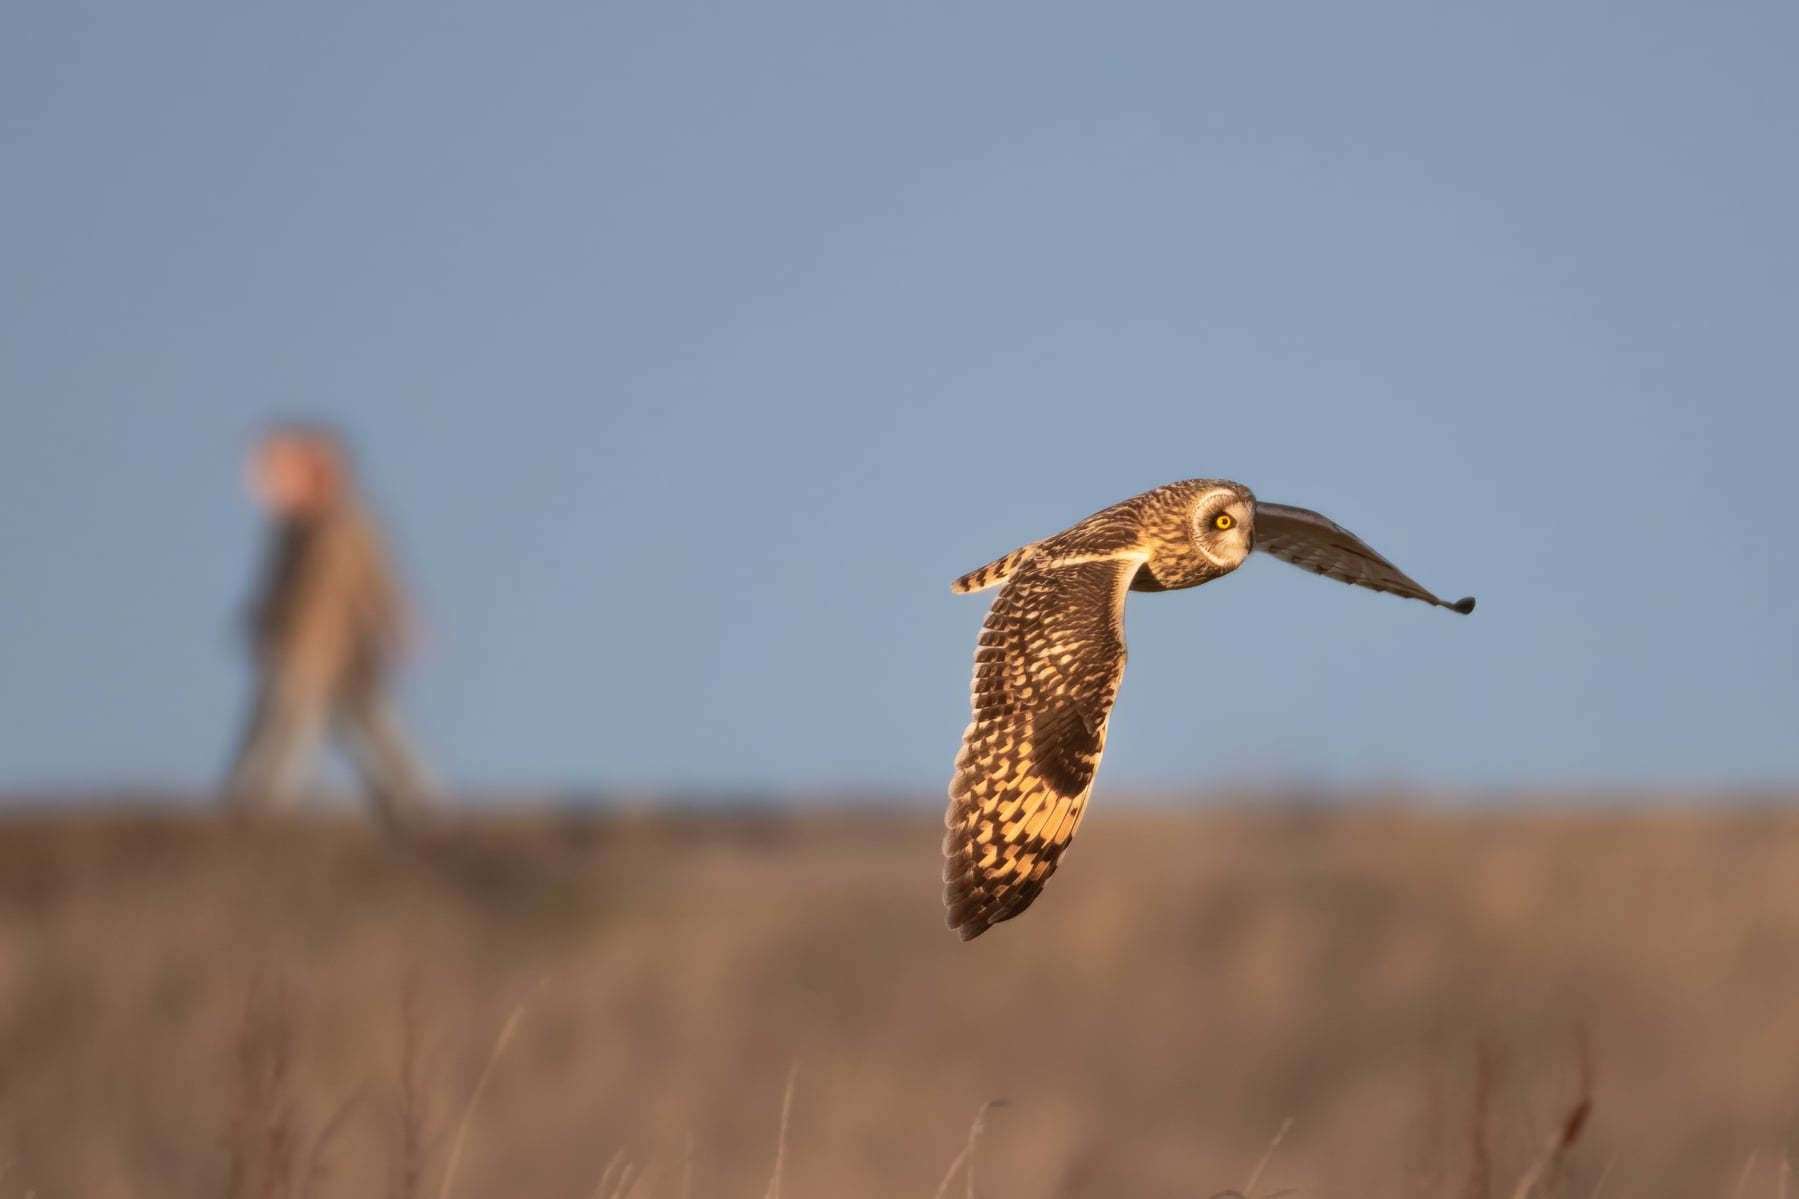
[951, 543, 1037, 594]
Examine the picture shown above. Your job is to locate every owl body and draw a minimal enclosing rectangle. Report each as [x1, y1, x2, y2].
[943, 477, 1472, 941]
[951, 478, 1249, 597]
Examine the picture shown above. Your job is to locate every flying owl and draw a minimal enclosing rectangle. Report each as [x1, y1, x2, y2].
[943, 478, 1474, 940]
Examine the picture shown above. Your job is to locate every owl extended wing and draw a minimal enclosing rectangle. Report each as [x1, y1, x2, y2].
[1254, 502, 1475, 613]
[943, 554, 1143, 940]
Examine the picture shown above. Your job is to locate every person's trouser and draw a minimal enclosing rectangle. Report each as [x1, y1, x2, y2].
[225, 683, 433, 833]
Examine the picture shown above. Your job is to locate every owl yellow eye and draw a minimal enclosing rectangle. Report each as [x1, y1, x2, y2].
[1213, 513, 1235, 531]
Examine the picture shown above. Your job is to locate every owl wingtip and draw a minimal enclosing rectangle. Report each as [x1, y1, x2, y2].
[947, 911, 989, 941]
[1449, 595, 1476, 615]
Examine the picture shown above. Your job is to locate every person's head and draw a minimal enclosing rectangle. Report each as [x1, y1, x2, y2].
[246, 424, 352, 518]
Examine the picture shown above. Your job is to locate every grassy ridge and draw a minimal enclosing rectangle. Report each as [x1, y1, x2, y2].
[0, 803, 1795, 1196]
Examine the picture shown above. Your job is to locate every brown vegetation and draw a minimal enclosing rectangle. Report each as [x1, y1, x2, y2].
[0, 801, 1796, 1195]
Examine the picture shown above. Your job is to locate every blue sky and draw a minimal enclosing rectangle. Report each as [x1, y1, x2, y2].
[2, 1, 1794, 797]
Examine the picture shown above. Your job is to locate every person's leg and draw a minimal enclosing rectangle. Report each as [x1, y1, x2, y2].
[224, 685, 327, 814]
[338, 691, 435, 833]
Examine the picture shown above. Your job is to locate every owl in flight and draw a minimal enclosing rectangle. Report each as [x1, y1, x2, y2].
[943, 478, 1474, 940]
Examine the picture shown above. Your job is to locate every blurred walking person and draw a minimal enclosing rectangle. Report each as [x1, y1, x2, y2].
[224, 424, 434, 831]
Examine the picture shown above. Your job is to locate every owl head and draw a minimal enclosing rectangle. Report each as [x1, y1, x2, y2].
[1190, 483, 1255, 570]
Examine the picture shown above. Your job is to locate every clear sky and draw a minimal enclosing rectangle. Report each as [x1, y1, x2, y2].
[2, 1, 1794, 798]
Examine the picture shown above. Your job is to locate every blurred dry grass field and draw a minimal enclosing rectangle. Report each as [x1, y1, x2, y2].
[1, 801, 1797, 1197]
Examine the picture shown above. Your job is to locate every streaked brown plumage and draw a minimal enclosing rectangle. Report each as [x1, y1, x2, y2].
[943, 478, 1473, 940]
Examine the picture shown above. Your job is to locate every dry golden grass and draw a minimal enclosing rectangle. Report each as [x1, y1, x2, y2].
[0, 800, 1797, 1195]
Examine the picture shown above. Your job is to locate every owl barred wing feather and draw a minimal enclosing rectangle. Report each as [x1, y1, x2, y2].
[1254, 502, 1476, 614]
[943, 553, 1144, 940]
